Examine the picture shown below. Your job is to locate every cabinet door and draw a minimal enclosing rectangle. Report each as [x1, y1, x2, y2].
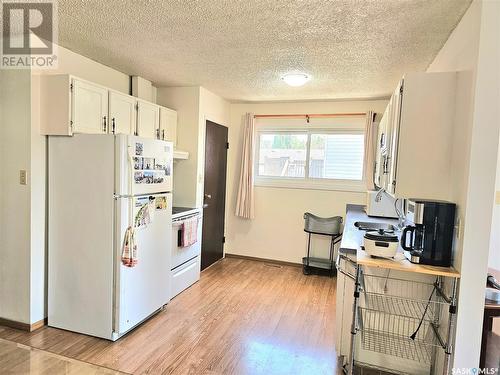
[137, 101, 160, 139]
[386, 81, 403, 195]
[109, 92, 136, 135]
[374, 103, 391, 189]
[72, 79, 108, 134]
[159, 107, 177, 145]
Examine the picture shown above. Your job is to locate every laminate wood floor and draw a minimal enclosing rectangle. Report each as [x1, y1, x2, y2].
[0, 338, 125, 374]
[0, 258, 340, 374]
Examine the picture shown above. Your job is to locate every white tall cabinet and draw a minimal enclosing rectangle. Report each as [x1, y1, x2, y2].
[374, 72, 457, 200]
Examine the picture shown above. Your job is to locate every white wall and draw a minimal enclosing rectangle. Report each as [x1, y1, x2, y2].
[226, 100, 388, 264]
[0, 69, 32, 324]
[427, 0, 500, 367]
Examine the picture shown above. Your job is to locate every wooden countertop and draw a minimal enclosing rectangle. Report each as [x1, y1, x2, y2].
[357, 248, 460, 278]
[341, 204, 460, 278]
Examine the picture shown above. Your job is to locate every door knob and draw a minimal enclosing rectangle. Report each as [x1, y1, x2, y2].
[204, 194, 212, 199]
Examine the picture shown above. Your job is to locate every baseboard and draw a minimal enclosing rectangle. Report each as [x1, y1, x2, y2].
[224, 253, 301, 268]
[30, 318, 47, 331]
[0, 317, 47, 332]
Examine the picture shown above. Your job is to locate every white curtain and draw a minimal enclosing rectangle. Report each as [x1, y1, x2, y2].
[363, 111, 377, 191]
[235, 113, 255, 219]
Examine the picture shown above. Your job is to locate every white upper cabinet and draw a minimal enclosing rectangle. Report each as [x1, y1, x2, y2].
[109, 91, 136, 135]
[159, 107, 177, 145]
[40, 75, 172, 141]
[71, 79, 109, 134]
[375, 72, 457, 200]
[137, 100, 160, 139]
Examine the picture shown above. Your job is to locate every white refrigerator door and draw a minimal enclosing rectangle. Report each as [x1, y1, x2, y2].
[115, 135, 173, 196]
[115, 193, 172, 336]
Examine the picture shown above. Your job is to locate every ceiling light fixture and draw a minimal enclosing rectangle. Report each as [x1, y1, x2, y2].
[282, 73, 310, 87]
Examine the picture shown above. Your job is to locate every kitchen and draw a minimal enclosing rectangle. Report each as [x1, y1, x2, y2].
[0, 0, 499, 374]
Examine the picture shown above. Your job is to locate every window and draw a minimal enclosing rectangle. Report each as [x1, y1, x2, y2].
[255, 122, 366, 191]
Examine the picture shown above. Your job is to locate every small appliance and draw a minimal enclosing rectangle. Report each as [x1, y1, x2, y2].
[366, 190, 399, 218]
[363, 229, 399, 258]
[401, 199, 456, 267]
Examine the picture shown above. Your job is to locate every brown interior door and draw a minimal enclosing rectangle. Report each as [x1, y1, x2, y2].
[202, 120, 228, 270]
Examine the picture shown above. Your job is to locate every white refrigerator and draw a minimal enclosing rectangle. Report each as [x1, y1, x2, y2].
[48, 134, 173, 340]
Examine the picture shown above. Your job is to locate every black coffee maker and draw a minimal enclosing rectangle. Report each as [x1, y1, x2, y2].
[401, 199, 456, 267]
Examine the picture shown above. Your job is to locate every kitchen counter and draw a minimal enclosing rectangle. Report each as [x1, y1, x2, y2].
[340, 204, 399, 253]
[339, 204, 460, 278]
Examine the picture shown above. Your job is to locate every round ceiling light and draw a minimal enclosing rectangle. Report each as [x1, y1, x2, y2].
[282, 73, 310, 87]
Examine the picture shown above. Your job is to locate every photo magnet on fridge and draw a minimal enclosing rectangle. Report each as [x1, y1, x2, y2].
[135, 142, 143, 156]
[155, 196, 167, 210]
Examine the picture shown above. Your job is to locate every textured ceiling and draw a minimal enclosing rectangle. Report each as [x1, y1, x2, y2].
[58, 0, 471, 102]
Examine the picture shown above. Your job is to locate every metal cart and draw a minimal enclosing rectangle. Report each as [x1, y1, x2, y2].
[338, 254, 459, 375]
[302, 213, 342, 277]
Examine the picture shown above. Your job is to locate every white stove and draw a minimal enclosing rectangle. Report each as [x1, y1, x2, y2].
[170, 206, 202, 298]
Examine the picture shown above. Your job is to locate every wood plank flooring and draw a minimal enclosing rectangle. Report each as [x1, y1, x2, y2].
[0, 258, 340, 374]
[0, 338, 125, 374]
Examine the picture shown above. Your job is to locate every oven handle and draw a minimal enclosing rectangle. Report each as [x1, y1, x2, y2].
[172, 214, 202, 227]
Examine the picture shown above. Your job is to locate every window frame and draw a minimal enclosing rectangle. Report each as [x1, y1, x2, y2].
[254, 125, 366, 192]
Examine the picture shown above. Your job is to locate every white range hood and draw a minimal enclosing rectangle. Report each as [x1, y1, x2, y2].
[173, 149, 189, 160]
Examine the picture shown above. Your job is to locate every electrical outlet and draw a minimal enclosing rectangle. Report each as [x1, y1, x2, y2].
[19, 170, 27, 185]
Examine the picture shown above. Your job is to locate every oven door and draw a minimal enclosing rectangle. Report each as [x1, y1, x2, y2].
[171, 214, 202, 270]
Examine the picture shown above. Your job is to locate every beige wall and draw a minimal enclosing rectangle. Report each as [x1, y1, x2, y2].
[0, 70, 32, 324]
[427, 0, 500, 366]
[489, 146, 500, 270]
[226, 100, 388, 264]
[157, 86, 201, 207]
[157, 86, 230, 208]
[34, 45, 130, 94]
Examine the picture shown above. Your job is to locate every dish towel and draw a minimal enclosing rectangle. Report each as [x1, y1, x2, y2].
[181, 217, 198, 247]
[121, 226, 138, 267]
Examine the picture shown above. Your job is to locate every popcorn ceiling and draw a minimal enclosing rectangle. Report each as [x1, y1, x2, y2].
[58, 0, 471, 102]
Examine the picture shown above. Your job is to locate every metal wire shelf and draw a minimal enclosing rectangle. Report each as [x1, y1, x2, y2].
[359, 273, 448, 321]
[358, 308, 441, 363]
[342, 262, 459, 375]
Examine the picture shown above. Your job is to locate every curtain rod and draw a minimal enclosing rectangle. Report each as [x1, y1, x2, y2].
[253, 113, 367, 119]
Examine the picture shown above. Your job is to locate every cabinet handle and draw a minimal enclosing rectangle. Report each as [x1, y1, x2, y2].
[112, 118, 116, 134]
[162, 129, 165, 140]
[103, 116, 107, 133]
[156, 128, 160, 139]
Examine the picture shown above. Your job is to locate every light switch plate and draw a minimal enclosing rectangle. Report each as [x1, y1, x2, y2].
[20, 170, 27, 185]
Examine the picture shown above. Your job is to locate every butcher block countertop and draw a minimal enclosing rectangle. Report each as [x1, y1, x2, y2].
[340, 204, 460, 278]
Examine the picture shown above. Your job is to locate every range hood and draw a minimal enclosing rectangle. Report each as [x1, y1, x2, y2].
[173, 149, 189, 160]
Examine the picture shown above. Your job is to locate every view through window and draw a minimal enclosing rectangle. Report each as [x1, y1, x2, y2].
[256, 130, 365, 189]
